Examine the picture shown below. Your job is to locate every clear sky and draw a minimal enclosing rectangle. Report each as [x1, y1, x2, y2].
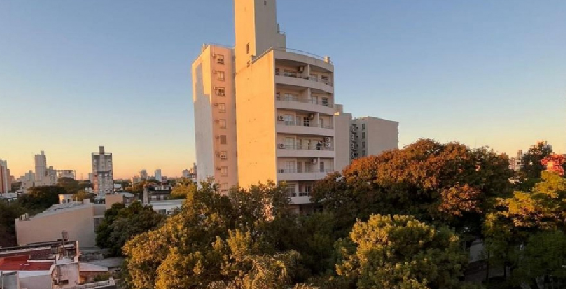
[0, 0, 564, 180]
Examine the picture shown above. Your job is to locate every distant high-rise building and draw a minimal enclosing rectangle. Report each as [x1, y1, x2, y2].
[88, 173, 93, 183]
[140, 169, 148, 181]
[34, 151, 47, 183]
[182, 169, 190, 179]
[0, 159, 10, 194]
[92, 146, 113, 195]
[57, 170, 76, 180]
[155, 169, 162, 182]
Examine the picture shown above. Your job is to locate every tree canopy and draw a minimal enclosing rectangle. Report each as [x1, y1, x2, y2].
[96, 201, 164, 256]
[312, 139, 512, 239]
[336, 214, 471, 289]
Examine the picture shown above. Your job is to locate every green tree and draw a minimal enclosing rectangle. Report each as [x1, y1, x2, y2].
[0, 201, 25, 247]
[96, 203, 126, 249]
[513, 231, 566, 288]
[170, 179, 197, 199]
[96, 201, 164, 256]
[57, 177, 80, 194]
[483, 171, 566, 287]
[123, 182, 304, 289]
[521, 141, 553, 179]
[335, 214, 472, 289]
[19, 185, 65, 211]
[312, 139, 512, 240]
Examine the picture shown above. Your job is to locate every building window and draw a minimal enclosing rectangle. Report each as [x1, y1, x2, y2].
[362, 132, 366, 139]
[218, 119, 226, 129]
[218, 103, 226, 113]
[362, 124, 365, 130]
[216, 54, 225, 64]
[321, 97, 329, 107]
[221, 183, 229, 191]
[220, 151, 227, 160]
[216, 87, 226, 96]
[246, 43, 250, 54]
[220, 135, 227, 145]
[362, 150, 366, 156]
[221, 166, 228, 176]
[217, 71, 225, 81]
[362, 142, 365, 148]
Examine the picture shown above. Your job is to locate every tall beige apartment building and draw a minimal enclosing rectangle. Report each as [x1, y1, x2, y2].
[192, 0, 398, 204]
[192, 45, 238, 193]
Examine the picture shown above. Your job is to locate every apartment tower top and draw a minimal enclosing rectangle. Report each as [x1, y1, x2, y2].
[234, 0, 286, 71]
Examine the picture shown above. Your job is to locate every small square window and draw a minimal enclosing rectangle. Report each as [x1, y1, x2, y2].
[220, 151, 227, 160]
[216, 87, 226, 96]
[216, 54, 225, 64]
[217, 71, 225, 81]
[218, 103, 226, 113]
[218, 119, 226, 129]
[220, 135, 227, 145]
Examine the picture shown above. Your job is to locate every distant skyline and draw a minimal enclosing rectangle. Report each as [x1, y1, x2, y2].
[1, 0, 565, 179]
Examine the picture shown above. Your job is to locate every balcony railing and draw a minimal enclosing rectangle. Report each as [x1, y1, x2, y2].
[276, 94, 333, 108]
[275, 70, 334, 87]
[277, 168, 335, 174]
[277, 144, 333, 151]
[287, 192, 311, 198]
[278, 120, 334, 130]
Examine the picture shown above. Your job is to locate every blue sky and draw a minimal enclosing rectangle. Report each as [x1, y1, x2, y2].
[0, 0, 564, 179]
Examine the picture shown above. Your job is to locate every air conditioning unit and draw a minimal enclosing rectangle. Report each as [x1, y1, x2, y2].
[214, 103, 219, 106]
[216, 167, 222, 171]
[278, 143, 285, 149]
[325, 142, 331, 148]
[215, 135, 220, 139]
[312, 159, 318, 164]
[308, 114, 315, 120]
[277, 115, 285, 121]
[215, 120, 220, 123]
[278, 169, 285, 173]
[324, 137, 330, 142]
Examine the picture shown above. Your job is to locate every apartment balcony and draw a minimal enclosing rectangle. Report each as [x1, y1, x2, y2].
[276, 94, 335, 115]
[275, 71, 334, 94]
[276, 144, 334, 158]
[277, 168, 335, 181]
[287, 192, 312, 205]
[276, 121, 334, 137]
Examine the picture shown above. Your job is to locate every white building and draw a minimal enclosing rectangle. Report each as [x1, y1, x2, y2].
[57, 170, 76, 180]
[154, 169, 162, 182]
[192, 0, 399, 208]
[350, 117, 399, 159]
[34, 151, 47, 184]
[91, 146, 113, 196]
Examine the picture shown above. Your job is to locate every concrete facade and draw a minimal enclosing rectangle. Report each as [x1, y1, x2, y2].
[351, 117, 399, 159]
[92, 146, 113, 196]
[192, 45, 238, 193]
[15, 200, 105, 247]
[0, 159, 10, 194]
[192, 0, 400, 207]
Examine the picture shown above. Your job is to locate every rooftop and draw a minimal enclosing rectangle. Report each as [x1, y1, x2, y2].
[0, 255, 53, 271]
